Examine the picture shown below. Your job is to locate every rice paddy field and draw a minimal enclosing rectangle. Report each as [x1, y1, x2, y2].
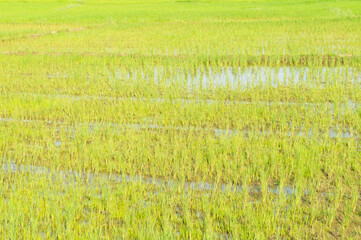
[1, 0, 361, 238]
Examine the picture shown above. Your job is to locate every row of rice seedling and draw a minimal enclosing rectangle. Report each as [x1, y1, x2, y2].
[1, 55, 361, 103]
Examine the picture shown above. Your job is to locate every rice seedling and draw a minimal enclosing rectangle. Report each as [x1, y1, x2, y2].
[1, 0, 361, 238]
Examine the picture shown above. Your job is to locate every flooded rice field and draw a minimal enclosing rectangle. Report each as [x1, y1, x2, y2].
[2, 1, 361, 237]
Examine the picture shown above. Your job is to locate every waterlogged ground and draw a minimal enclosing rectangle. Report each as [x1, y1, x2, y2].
[1, 0, 361, 239]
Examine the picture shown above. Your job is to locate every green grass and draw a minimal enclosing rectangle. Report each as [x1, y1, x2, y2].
[1, 0, 361, 238]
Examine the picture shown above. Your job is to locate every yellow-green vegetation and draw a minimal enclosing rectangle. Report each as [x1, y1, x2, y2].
[1, 0, 361, 238]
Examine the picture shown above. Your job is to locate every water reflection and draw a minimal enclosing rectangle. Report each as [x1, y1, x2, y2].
[0, 161, 318, 197]
[46, 66, 361, 90]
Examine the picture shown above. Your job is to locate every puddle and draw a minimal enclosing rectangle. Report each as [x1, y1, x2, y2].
[183, 66, 361, 90]
[0, 117, 359, 142]
[9, 92, 361, 113]
[45, 66, 361, 90]
[1, 161, 318, 197]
